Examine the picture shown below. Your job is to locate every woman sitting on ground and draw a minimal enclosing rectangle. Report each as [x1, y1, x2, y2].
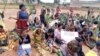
[66, 40, 80, 56]
[54, 23, 64, 46]
[60, 40, 80, 56]
[17, 30, 31, 56]
[33, 28, 45, 47]
[45, 28, 59, 53]
[33, 28, 48, 56]
[32, 17, 42, 29]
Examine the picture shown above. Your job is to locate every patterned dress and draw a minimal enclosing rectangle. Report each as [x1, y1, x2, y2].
[16, 11, 28, 33]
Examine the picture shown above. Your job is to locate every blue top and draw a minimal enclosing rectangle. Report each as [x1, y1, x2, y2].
[19, 11, 28, 19]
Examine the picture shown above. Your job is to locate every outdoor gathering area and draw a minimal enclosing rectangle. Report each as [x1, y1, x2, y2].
[0, 0, 100, 56]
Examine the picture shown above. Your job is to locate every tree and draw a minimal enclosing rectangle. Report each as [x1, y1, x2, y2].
[13, 0, 18, 3]
[2, 0, 7, 4]
[54, 0, 60, 4]
[37, 0, 40, 4]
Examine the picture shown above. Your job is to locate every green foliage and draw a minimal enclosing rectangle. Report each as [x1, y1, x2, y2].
[59, 13, 68, 24]
[54, 0, 60, 4]
[57, 49, 63, 56]
[9, 31, 21, 41]
[3, 0, 7, 4]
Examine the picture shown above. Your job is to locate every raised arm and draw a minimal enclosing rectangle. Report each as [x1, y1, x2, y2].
[9, 11, 19, 20]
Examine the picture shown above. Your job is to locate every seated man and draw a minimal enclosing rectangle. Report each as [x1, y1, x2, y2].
[79, 24, 93, 49]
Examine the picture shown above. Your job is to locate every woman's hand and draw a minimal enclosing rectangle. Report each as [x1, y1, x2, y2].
[8, 17, 17, 20]
[8, 17, 12, 19]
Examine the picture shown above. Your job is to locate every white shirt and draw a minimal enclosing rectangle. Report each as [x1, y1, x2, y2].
[54, 29, 61, 39]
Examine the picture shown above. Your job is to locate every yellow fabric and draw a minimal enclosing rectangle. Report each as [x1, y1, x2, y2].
[0, 32, 7, 40]
[0, 19, 6, 40]
[33, 30, 43, 43]
[86, 50, 97, 56]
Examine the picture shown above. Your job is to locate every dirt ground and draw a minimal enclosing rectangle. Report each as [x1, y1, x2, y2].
[0, 8, 58, 56]
[0, 7, 92, 56]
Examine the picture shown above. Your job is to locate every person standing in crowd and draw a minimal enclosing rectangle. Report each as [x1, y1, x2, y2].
[51, 8, 55, 20]
[29, 5, 36, 26]
[31, 5, 36, 21]
[40, 8, 47, 27]
[16, 4, 29, 34]
[87, 9, 94, 22]
[69, 8, 74, 18]
[45, 8, 52, 23]
[56, 6, 60, 14]
[17, 30, 31, 56]
[41, 6, 46, 12]
[87, 8, 94, 17]
[9, 4, 29, 34]
[55, 6, 61, 19]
